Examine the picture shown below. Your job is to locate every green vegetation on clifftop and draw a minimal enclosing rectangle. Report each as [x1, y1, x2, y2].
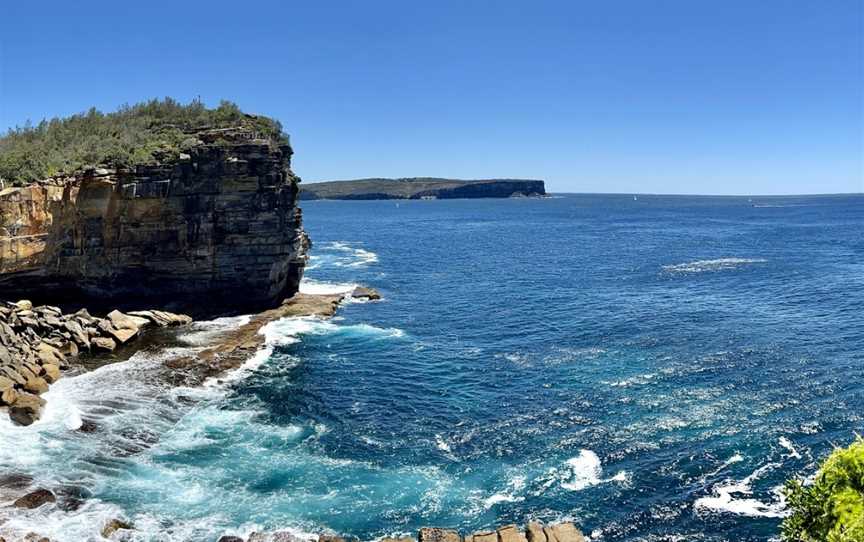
[0, 98, 287, 186]
[782, 438, 864, 542]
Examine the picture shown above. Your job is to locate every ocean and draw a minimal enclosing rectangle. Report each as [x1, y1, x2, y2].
[1, 193, 862, 541]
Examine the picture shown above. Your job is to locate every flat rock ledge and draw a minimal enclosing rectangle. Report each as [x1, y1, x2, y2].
[0, 299, 191, 425]
[217, 522, 586, 542]
[163, 289, 379, 386]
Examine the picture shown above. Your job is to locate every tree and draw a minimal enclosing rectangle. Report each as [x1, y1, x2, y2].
[782, 437, 864, 542]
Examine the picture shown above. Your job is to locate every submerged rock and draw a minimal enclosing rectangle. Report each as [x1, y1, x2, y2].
[13, 488, 55, 509]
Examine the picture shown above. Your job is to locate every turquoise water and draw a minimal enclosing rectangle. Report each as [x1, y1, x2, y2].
[1, 194, 862, 541]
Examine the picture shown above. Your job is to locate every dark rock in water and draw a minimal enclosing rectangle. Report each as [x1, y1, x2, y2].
[77, 419, 99, 433]
[101, 518, 133, 538]
[13, 488, 55, 509]
[218, 537, 245, 542]
[9, 392, 46, 426]
[351, 286, 381, 300]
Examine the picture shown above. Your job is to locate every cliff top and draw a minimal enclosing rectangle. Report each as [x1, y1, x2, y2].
[0, 98, 289, 186]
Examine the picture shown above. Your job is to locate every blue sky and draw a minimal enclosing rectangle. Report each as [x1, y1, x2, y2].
[1, 1, 862, 194]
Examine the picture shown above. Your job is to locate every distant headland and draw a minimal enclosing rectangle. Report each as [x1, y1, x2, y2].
[300, 177, 547, 200]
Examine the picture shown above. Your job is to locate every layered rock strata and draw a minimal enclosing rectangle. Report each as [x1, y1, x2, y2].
[0, 298, 190, 425]
[0, 127, 308, 314]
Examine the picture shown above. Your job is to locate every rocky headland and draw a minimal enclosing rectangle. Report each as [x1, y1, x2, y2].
[300, 178, 546, 200]
[0, 126, 307, 314]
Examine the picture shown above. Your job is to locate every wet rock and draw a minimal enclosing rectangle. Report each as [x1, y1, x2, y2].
[9, 391, 46, 426]
[418, 528, 461, 542]
[23, 534, 50, 542]
[217, 537, 245, 542]
[77, 418, 99, 433]
[380, 538, 415, 542]
[101, 518, 133, 538]
[13, 488, 55, 509]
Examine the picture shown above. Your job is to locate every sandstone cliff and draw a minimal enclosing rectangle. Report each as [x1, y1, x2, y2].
[0, 127, 308, 314]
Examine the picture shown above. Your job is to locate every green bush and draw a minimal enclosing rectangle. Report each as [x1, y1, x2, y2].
[0, 98, 287, 186]
[782, 438, 864, 542]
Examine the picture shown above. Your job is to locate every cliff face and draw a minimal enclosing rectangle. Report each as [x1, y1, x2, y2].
[0, 128, 308, 313]
[300, 178, 547, 200]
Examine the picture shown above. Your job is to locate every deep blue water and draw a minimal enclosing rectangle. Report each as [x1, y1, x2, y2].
[1, 194, 862, 542]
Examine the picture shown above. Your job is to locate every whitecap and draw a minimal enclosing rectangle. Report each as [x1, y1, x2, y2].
[694, 463, 788, 518]
[779, 436, 802, 459]
[539, 450, 630, 492]
[662, 258, 768, 274]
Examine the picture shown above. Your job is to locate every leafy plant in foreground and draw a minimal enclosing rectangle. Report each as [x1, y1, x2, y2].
[782, 437, 864, 542]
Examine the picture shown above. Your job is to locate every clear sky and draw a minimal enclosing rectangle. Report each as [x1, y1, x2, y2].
[1, 1, 862, 194]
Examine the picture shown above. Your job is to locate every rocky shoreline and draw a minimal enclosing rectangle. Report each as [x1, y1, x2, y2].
[211, 523, 586, 542]
[0, 286, 382, 542]
[0, 298, 191, 425]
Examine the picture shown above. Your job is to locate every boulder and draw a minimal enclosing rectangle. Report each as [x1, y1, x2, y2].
[64, 320, 90, 347]
[101, 518, 133, 538]
[418, 528, 461, 542]
[24, 375, 49, 394]
[470, 532, 496, 542]
[2, 366, 26, 385]
[217, 537, 245, 542]
[525, 523, 546, 542]
[498, 526, 528, 542]
[546, 524, 585, 542]
[13, 488, 55, 509]
[9, 392, 45, 425]
[107, 310, 140, 331]
[0, 375, 14, 391]
[91, 336, 117, 351]
[1, 387, 18, 405]
[13, 300, 33, 311]
[0, 344, 11, 364]
[42, 363, 61, 383]
[108, 326, 138, 345]
[127, 310, 192, 327]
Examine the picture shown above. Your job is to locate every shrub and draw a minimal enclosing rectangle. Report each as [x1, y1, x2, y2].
[782, 437, 864, 542]
[0, 98, 287, 186]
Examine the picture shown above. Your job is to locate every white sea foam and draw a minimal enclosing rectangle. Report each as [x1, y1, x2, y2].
[662, 258, 768, 274]
[535, 450, 629, 493]
[321, 241, 379, 268]
[694, 462, 788, 518]
[779, 436, 802, 459]
[300, 278, 358, 295]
